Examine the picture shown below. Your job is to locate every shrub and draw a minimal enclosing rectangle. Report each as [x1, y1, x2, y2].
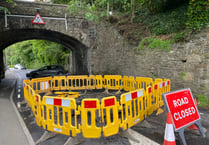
[196, 95, 209, 107]
[137, 37, 171, 51]
[186, 0, 209, 31]
[135, 5, 188, 35]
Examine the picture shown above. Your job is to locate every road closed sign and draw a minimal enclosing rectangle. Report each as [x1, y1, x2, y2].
[162, 88, 200, 131]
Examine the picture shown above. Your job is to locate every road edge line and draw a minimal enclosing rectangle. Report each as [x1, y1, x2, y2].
[10, 80, 36, 145]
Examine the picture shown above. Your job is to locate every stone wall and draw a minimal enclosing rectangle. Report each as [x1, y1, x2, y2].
[91, 21, 209, 97]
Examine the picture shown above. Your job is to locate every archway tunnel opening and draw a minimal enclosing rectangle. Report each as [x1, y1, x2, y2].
[0, 29, 89, 76]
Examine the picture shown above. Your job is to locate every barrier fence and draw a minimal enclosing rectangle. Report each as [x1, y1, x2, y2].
[23, 75, 170, 138]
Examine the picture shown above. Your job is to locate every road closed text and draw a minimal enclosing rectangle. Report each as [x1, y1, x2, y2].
[172, 97, 196, 121]
[173, 107, 196, 121]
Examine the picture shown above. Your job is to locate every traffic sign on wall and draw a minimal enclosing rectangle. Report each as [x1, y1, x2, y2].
[32, 13, 45, 24]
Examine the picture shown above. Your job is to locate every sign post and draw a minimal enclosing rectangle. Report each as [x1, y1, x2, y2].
[162, 88, 205, 145]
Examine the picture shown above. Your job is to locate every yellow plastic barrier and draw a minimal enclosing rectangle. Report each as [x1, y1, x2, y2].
[128, 76, 136, 91]
[52, 76, 67, 91]
[23, 81, 29, 105]
[147, 86, 153, 115]
[67, 75, 89, 90]
[135, 77, 153, 90]
[120, 89, 144, 129]
[152, 83, 159, 111]
[164, 79, 170, 92]
[41, 96, 80, 136]
[81, 98, 101, 138]
[23, 75, 171, 139]
[101, 96, 119, 137]
[33, 94, 42, 126]
[88, 75, 96, 90]
[30, 77, 52, 94]
[103, 75, 122, 90]
[95, 75, 103, 89]
[123, 76, 129, 91]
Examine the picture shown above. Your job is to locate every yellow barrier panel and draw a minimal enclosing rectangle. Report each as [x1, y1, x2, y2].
[164, 79, 171, 92]
[29, 87, 36, 115]
[26, 86, 33, 109]
[30, 77, 52, 94]
[67, 75, 88, 90]
[147, 86, 153, 115]
[88, 75, 96, 90]
[120, 89, 144, 129]
[123, 76, 129, 91]
[128, 76, 136, 91]
[67, 76, 88, 90]
[23, 81, 29, 105]
[135, 77, 153, 90]
[52, 76, 67, 91]
[95, 75, 103, 89]
[103, 75, 122, 90]
[33, 94, 42, 126]
[152, 83, 159, 111]
[154, 78, 163, 83]
[101, 96, 119, 137]
[41, 96, 80, 136]
[81, 98, 101, 138]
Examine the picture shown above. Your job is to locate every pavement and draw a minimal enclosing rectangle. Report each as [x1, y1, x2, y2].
[0, 70, 35, 145]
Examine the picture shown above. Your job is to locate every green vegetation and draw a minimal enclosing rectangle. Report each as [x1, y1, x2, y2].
[137, 36, 171, 51]
[181, 72, 186, 80]
[134, 5, 189, 35]
[186, 0, 209, 31]
[6, 40, 70, 69]
[0, 0, 14, 13]
[49, 0, 208, 44]
[196, 94, 209, 107]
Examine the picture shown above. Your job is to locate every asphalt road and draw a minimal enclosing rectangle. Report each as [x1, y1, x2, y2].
[8, 69, 209, 145]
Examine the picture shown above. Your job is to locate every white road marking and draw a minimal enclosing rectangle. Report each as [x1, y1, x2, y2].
[17, 94, 21, 98]
[128, 129, 160, 145]
[18, 89, 21, 93]
[17, 103, 21, 108]
[200, 112, 204, 115]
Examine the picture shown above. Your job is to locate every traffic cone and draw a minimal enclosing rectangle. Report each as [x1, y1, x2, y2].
[188, 98, 198, 130]
[163, 112, 176, 145]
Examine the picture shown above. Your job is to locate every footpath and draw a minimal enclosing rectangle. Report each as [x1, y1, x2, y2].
[0, 71, 35, 145]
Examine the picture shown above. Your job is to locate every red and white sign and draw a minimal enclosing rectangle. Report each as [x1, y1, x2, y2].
[163, 88, 200, 131]
[46, 97, 70, 107]
[32, 13, 45, 24]
[125, 90, 143, 102]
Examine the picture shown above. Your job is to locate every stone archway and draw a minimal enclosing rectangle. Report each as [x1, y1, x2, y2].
[0, 29, 89, 75]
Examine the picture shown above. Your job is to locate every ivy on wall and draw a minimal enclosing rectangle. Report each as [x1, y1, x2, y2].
[186, 0, 209, 31]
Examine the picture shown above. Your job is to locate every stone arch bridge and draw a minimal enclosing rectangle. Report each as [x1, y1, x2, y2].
[0, 1, 101, 75]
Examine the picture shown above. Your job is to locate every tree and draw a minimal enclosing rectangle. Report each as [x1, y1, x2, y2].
[0, 0, 15, 13]
[7, 40, 70, 69]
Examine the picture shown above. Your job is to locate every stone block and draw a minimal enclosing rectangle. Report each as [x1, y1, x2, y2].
[187, 54, 202, 63]
[184, 72, 193, 81]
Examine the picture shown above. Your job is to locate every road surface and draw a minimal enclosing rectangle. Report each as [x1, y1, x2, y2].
[2, 69, 209, 145]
